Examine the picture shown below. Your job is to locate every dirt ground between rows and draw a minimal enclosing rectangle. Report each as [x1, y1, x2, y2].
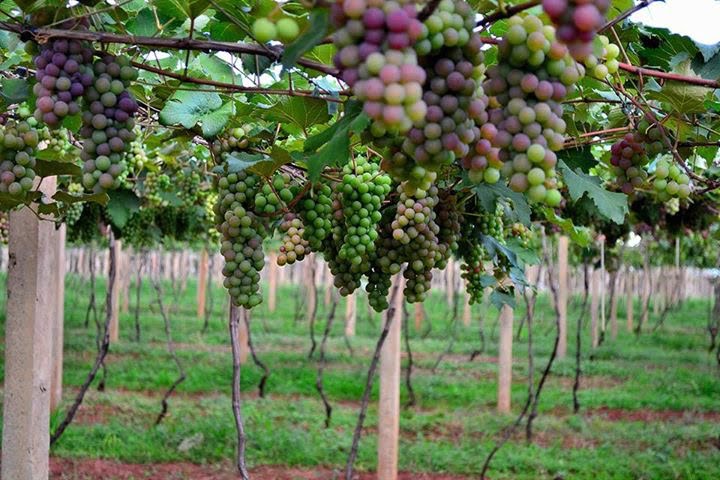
[50, 458, 475, 480]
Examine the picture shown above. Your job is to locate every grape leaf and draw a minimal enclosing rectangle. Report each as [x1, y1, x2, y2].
[266, 96, 331, 131]
[473, 182, 531, 226]
[281, 8, 329, 71]
[159, 90, 232, 137]
[558, 160, 628, 224]
[0, 78, 28, 104]
[558, 145, 596, 173]
[106, 189, 141, 229]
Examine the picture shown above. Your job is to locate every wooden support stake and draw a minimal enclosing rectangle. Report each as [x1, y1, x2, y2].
[109, 240, 122, 343]
[197, 249, 209, 319]
[377, 275, 404, 480]
[234, 306, 250, 365]
[305, 255, 317, 322]
[610, 271, 619, 340]
[557, 236, 569, 359]
[626, 269, 634, 332]
[414, 302, 424, 331]
[2, 177, 58, 480]
[445, 258, 454, 307]
[50, 224, 66, 411]
[345, 292, 356, 337]
[462, 282, 472, 327]
[267, 252, 278, 313]
[590, 268, 600, 349]
[497, 304, 514, 413]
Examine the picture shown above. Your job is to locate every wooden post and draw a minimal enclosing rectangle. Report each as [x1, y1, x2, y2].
[599, 236, 606, 338]
[305, 255, 317, 322]
[50, 224, 66, 411]
[462, 282, 472, 327]
[268, 252, 278, 313]
[590, 268, 600, 349]
[497, 304, 514, 413]
[2, 178, 58, 480]
[232, 305, 250, 365]
[609, 271, 619, 340]
[557, 236, 569, 359]
[197, 249, 208, 319]
[109, 239, 122, 343]
[377, 275, 404, 480]
[414, 302, 423, 331]
[445, 258, 454, 307]
[345, 292, 356, 337]
[626, 269, 634, 332]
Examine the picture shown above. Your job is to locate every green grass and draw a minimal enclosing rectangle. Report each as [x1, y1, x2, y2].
[2, 272, 720, 479]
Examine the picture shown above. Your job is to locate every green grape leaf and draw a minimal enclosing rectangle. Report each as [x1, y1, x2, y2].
[473, 183, 531, 226]
[558, 145, 597, 173]
[266, 96, 331, 131]
[34, 159, 82, 177]
[223, 151, 267, 174]
[0, 78, 29, 104]
[305, 100, 368, 180]
[559, 160, 628, 224]
[281, 8, 329, 71]
[53, 191, 109, 206]
[159, 90, 232, 137]
[540, 207, 591, 247]
[152, 0, 209, 20]
[490, 289, 516, 310]
[106, 189, 141, 229]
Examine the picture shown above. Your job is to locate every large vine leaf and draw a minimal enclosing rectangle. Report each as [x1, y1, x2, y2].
[648, 60, 713, 114]
[159, 90, 233, 137]
[266, 97, 331, 132]
[152, 0, 209, 20]
[0, 78, 28, 104]
[106, 189, 141, 229]
[281, 8, 329, 71]
[559, 160, 628, 224]
[473, 182, 531, 226]
[304, 101, 369, 180]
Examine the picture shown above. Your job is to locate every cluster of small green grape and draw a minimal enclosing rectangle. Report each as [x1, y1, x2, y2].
[277, 213, 310, 266]
[211, 126, 252, 156]
[298, 183, 334, 251]
[481, 14, 579, 206]
[337, 156, 393, 265]
[653, 157, 692, 201]
[331, 0, 427, 137]
[323, 187, 366, 296]
[434, 190, 462, 270]
[0, 211, 8, 244]
[214, 169, 267, 308]
[177, 167, 203, 206]
[582, 34, 620, 79]
[79, 54, 139, 192]
[460, 241, 488, 304]
[67, 202, 103, 244]
[254, 173, 295, 216]
[121, 208, 157, 249]
[40, 125, 72, 155]
[252, 15, 300, 43]
[385, 0, 489, 194]
[479, 203, 505, 241]
[124, 129, 148, 176]
[63, 182, 85, 226]
[143, 171, 172, 207]
[0, 120, 40, 198]
[508, 222, 534, 248]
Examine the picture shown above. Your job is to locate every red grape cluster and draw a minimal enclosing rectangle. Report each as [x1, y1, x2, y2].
[79, 54, 139, 192]
[542, 0, 610, 60]
[0, 120, 39, 197]
[481, 15, 581, 206]
[609, 132, 648, 194]
[32, 39, 94, 127]
[331, 0, 427, 137]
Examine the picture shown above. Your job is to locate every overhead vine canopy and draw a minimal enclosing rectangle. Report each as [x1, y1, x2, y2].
[0, 0, 719, 310]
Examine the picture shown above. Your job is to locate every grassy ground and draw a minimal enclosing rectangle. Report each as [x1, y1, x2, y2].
[1, 271, 719, 479]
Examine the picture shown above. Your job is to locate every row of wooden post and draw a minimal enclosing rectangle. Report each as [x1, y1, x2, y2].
[2, 226, 716, 480]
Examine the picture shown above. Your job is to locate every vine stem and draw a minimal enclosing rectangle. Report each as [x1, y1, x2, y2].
[50, 232, 116, 445]
[617, 62, 720, 89]
[152, 278, 187, 426]
[0, 22, 338, 76]
[478, 0, 542, 27]
[229, 304, 251, 480]
[316, 293, 338, 428]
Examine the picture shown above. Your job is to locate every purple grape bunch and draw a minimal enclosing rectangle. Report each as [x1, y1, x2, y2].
[542, 0, 610, 61]
[384, 0, 489, 194]
[331, 0, 427, 137]
[32, 39, 94, 127]
[79, 54, 139, 192]
[482, 14, 584, 206]
[0, 120, 40, 198]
